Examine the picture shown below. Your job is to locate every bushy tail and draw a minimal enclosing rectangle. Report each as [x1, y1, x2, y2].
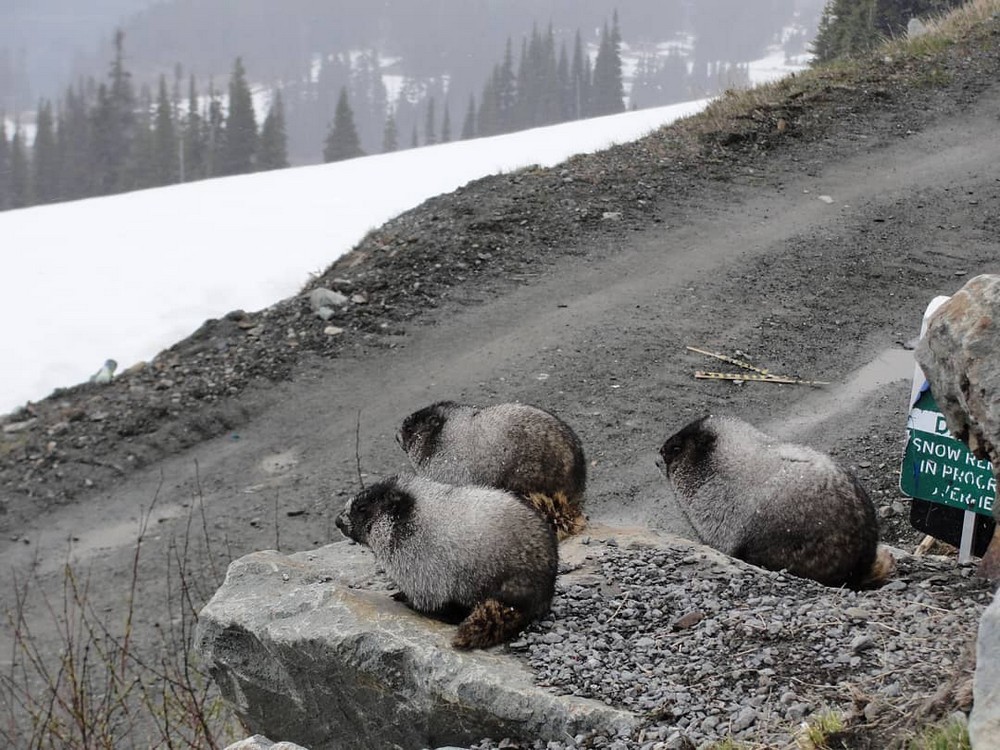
[453, 599, 529, 650]
[858, 545, 896, 589]
[524, 491, 587, 540]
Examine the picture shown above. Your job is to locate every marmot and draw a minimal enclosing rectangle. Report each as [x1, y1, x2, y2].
[397, 401, 587, 538]
[335, 474, 557, 649]
[656, 415, 893, 589]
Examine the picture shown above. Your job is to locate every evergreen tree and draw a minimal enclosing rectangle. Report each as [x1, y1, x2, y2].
[496, 38, 517, 132]
[460, 94, 476, 140]
[58, 84, 93, 199]
[323, 86, 364, 162]
[410, 123, 418, 149]
[0, 119, 10, 210]
[205, 81, 225, 177]
[556, 41, 572, 121]
[91, 30, 136, 194]
[219, 57, 257, 175]
[9, 125, 29, 208]
[424, 96, 437, 146]
[440, 102, 451, 143]
[32, 99, 59, 204]
[352, 50, 388, 154]
[477, 69, 500, 136]
[382, 110, 398, 152]
[129, 84, 155, 190]
[182, 74, 206, 181]
[570, 30, 591, 119]
[258, 90, 289, 170]
[811, 0, 963, 63]
[591, 16, 625, 116]
[152, 75, 178, 185]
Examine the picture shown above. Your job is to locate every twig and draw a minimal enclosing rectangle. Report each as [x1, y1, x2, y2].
[606, 592, 631, 623]
[194, 460, 219, 583]
[355, 408, 365, 490]
[273, 489, 281, 553]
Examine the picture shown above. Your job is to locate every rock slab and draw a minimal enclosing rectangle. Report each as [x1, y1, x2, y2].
[915, 274, 1000, 749]
[195, 541, 638, 750]
[916, 273, 1000, 473]
[972, 590, 1000, 749]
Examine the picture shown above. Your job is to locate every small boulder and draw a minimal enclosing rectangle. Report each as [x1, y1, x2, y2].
[306, 288, 348, 321]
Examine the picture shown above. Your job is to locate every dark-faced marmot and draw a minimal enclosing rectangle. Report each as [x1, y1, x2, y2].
[397, 401, 587, 538]
[335, 474, 557, 649]
[656, 415, 893, 588]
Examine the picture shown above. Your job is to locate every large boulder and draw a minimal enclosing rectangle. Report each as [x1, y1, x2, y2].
[972, 594, 1000, 748]
[916, 273, 1000, 472]
[915, 274, 1000, 749]
[195, 533, 639, 750]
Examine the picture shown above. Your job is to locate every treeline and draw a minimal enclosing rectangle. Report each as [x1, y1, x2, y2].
[0, 32, 288, 212]
[320, 14, 626, 164]
[811, 0, 966, 62]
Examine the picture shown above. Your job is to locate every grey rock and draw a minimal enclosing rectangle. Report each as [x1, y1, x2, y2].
[916, 274, 1000, 471]
[224, 735, 310, 750]
[306, 288, 348, 320]
[195, 543, 638, 750]
[971, 589, 1000, 748]
[907, 18, 928, 38]
[730, 707, 756, 732]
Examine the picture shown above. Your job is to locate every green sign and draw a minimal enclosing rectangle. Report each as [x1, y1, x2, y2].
[900, 388, 996, 516]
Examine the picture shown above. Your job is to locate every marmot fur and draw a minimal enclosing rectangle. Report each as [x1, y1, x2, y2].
[335, 474, 557, 649]
[397, 401, 587, 538]
[656, 415, 893, 589]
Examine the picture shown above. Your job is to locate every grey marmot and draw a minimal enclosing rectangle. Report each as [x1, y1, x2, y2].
[397, 401, 587, 538]
[655, 415, 893, 589]
[335, 474, 557, 649]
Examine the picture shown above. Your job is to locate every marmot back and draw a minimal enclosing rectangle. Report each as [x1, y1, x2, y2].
[656, 415, 891, 589]
[398, 401, 587, 537]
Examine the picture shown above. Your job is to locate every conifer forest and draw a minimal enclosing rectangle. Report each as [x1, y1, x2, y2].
[0, 0, 950, 213]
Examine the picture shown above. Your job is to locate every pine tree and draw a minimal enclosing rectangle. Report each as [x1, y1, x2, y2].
[181, 74, 205, 181]
[323, 86, 364, 162]
[91, 30, 136, 194]
[410, 123, 418, 149]
[129, 83, 155, 190]
[258, 90, 289, 170]
[497, 37, 517, 132]
[32, 100, 59, 204]
[219, 57, 257, 175]
[440, 102, 451, 143]
[9, 125, 29, 208]
[477, 69, 500, 137]
[0, 119, 10, 210]
[460, 94, 476, 140]
[58, 84, 93, 199]
[570, 30, 591, 119]
[382, 110, 398, 152]
[152, 75, 178, 185]
[205, 81, 225, 177]
[424, 96, 437, 146]
[556, 41, 572, 122]
[591, 16, 625, 116]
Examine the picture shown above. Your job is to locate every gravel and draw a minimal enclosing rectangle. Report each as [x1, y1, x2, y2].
[464, 539, 994, 749]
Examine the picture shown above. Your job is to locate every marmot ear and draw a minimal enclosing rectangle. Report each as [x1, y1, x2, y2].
[692, 427, 717, 459]
[382, 487, 415, 520]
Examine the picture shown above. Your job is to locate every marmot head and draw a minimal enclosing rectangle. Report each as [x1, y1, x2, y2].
[335, 476, 415, 545]
[656, 415, 715, 480]
[397, 401, 462, 462]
